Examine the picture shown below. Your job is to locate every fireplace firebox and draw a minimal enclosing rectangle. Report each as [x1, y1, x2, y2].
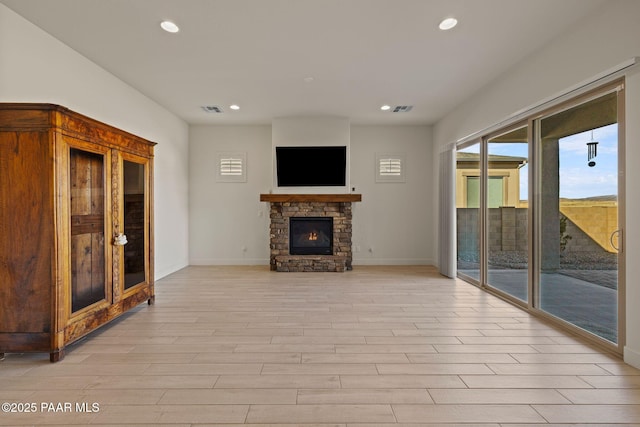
[290, 217, 333, 255]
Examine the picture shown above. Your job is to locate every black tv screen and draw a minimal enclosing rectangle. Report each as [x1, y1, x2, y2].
[276, 146, 346, 187]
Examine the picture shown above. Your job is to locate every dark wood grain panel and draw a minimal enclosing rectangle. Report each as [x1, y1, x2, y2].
[71, 215, 105, 235]
[0, 333, 50, 350]
[0, 131, 53, 333]
[0, 106, 52, 131]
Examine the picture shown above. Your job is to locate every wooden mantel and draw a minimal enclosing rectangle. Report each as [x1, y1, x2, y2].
[260, 194, 362, 203]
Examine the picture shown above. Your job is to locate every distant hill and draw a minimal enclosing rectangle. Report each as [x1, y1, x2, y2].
[519, 195, 617, 207]
[560, 195, 617, 202]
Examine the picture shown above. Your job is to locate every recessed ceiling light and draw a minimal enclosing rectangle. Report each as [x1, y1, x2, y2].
[380, 105, 391, 111]
[160, 20, 180, 33]
[439, 17, 458, 30]
[229, 104, 240, 110]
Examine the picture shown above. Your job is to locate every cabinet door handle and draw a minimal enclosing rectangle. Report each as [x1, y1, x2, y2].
[114, 233, 128, 246]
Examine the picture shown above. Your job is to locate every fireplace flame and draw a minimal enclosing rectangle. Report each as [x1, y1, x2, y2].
[308, 232, 318, 241]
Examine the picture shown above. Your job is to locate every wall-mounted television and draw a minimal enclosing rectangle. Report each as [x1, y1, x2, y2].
[276, 146, 346, 187]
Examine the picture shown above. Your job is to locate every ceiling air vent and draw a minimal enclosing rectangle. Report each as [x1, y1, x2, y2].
[201, 105, 224, 113]
[392, 105, 413, 113]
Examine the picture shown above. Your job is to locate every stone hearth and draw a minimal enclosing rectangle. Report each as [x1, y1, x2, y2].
[260, 194, 362, 272]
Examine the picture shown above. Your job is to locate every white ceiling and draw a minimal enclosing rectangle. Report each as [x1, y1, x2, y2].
[1, 0, 607, 125]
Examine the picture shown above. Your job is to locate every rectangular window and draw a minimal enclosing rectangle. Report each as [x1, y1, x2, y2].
[487, 176, 504, 208]
[466, 176, 479, 208]
[216, 152, 247, 182]
[376, 152, 405, 182]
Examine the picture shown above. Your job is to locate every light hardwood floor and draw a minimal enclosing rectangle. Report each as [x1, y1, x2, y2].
[1, 265, 639, 425]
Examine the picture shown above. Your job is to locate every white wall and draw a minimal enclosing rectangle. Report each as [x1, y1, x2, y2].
[351, 125, 434, 265]
[272, 117, 350, 147]
[433, 0, 640, 366]
[272, 116, 351, 194]
[0, 4, 190, 279]
[188, 124, 434, 266]
[189, 125, 272, 265]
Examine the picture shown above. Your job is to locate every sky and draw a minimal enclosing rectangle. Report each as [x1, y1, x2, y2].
[461, 123, 617, 200]
[556, 123, 617, 199]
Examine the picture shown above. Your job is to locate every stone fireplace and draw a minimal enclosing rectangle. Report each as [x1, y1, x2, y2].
[260, 194, 362, 272]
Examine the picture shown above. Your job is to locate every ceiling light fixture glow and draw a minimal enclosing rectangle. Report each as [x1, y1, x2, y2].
[160, 20, 180, 33]
[380, 105, 391, 111]
[229, 104, 240, 110]
[439, 17, 458, 30]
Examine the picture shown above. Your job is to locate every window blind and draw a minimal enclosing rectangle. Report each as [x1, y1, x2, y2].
[220, 157, 243, 176]
[376, 152, 405, 182]
[216, 152, 246, 182]
[438, 146, 456, 278]
[379, 158, 402, 176]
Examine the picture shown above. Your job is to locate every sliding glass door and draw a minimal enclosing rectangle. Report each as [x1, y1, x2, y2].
[455, 81, 624, 349]
[536, 90, 620, 344]
[486, 125, 529, 303]
[456, 142, 481, 282]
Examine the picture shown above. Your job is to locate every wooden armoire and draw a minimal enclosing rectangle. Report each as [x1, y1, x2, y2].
[0, 104, 155, 362]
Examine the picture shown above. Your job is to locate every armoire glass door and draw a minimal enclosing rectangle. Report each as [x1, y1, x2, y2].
[122, 158, 148, 290]
[70, 148, 106, 312]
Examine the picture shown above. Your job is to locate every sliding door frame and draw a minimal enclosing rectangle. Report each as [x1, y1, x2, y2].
[482, 121, 531, 309]
[530, 80, 626, 354]
[456, 79, 626, 355]
[455, 138, 484, 287]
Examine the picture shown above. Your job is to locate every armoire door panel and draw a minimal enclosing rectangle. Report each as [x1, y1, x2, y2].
[122, 158, 148, 290]
[69, 148, 106, 313]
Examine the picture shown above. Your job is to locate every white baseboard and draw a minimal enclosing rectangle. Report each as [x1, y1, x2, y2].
[624, 346, 640, 369]
[352, 258, 435, 266]
[189, 258, 269, 265]
[155, 261, 189, 280]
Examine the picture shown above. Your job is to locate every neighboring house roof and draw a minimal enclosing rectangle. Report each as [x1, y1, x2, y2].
[456, 152, 528, 169]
